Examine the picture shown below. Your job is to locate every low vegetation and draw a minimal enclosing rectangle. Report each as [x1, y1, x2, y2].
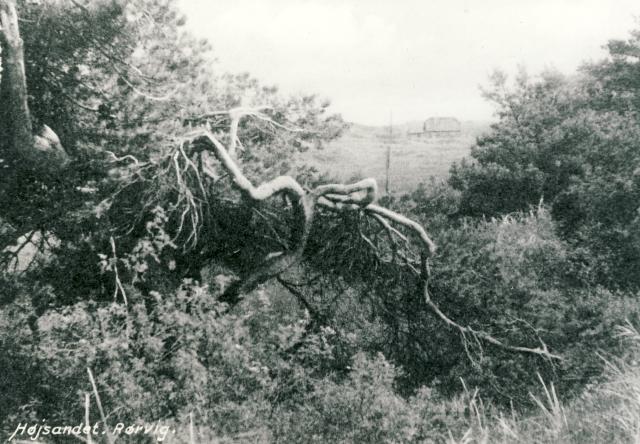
[1, 1, 640, 442]
[303, 122, 484, 194]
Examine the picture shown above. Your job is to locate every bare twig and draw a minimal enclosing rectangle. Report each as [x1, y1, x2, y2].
[189, 412, 196, 444]
[419, 255, 561, 361]
[85, 392, 92, 444]
[106, 150, 140, 166]
[2, 230, 38, 271]
[87, 367, 115, 444]
[110, 236, 128, 305]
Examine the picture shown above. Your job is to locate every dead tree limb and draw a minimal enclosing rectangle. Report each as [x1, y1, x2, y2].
[418, 255, 561, 361]
[192, 129, 314, 305]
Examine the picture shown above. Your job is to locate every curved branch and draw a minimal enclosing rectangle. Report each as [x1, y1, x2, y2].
[423, 284, 561, 360]
[419, 256, 561, 361]
[195, 131, 306, 202]
[192, 130, 314, 307]
[192, 127, 434, 306]
[184, 111, 558, 362]
[311, 177, 435, 255]
[365, 204, 437, 256]
[314, 178, 378, 207]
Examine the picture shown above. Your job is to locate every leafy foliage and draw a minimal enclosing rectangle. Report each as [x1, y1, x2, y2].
[450, 61, 640, 290]
[3, 1, 640, 442]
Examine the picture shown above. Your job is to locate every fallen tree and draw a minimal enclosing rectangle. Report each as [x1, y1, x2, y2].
[158, 108, 561, 361]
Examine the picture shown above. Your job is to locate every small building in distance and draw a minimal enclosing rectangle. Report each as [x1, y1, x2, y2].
[408, 117, 462, 138]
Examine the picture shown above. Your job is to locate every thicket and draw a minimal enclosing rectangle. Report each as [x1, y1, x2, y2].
[1, 1, 640, 442]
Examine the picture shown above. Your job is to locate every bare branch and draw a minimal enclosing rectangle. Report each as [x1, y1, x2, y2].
[314, 178, 378, 207]
[365, 204, 437, 256]
[109, 236, 128, 305]
[87, 367, 115, 444]
[372, 213, 408, 244]
[106, 150, 140, 166]
[194, 130, 307, 203]
[277, 276, 321, 319]
[1, 230, 38, 271]
[419, 256, 562, 361]
[190, 129, 314, 306]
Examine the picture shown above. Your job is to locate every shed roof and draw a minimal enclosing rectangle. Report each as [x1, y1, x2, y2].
[424, 117, 461, 132]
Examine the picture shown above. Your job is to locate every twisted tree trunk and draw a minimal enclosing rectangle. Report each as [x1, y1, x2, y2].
[176, 108, 559, 361]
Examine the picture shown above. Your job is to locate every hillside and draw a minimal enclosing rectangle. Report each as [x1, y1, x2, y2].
[302, 120, 491, 194]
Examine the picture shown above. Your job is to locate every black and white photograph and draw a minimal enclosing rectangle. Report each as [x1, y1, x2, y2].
[2, 0, 640, 442]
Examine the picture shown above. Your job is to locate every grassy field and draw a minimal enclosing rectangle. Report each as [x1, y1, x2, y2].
[302, 121, 490, 194]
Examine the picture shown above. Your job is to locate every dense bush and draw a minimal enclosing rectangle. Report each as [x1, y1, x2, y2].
[449, 66, 640, 290]
[384, 194, 639, 402]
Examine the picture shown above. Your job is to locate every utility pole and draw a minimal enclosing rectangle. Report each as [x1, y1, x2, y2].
[385, 111, 392, 195]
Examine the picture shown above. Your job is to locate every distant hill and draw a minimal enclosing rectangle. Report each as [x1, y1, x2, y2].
[300, 120, 492, 194]
[382, 120, 492, 138]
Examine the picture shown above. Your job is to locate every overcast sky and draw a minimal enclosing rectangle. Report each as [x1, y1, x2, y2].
[178, 0, 640, 125]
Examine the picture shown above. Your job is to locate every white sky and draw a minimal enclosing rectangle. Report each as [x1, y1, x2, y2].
[178, 0, 640, 125]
